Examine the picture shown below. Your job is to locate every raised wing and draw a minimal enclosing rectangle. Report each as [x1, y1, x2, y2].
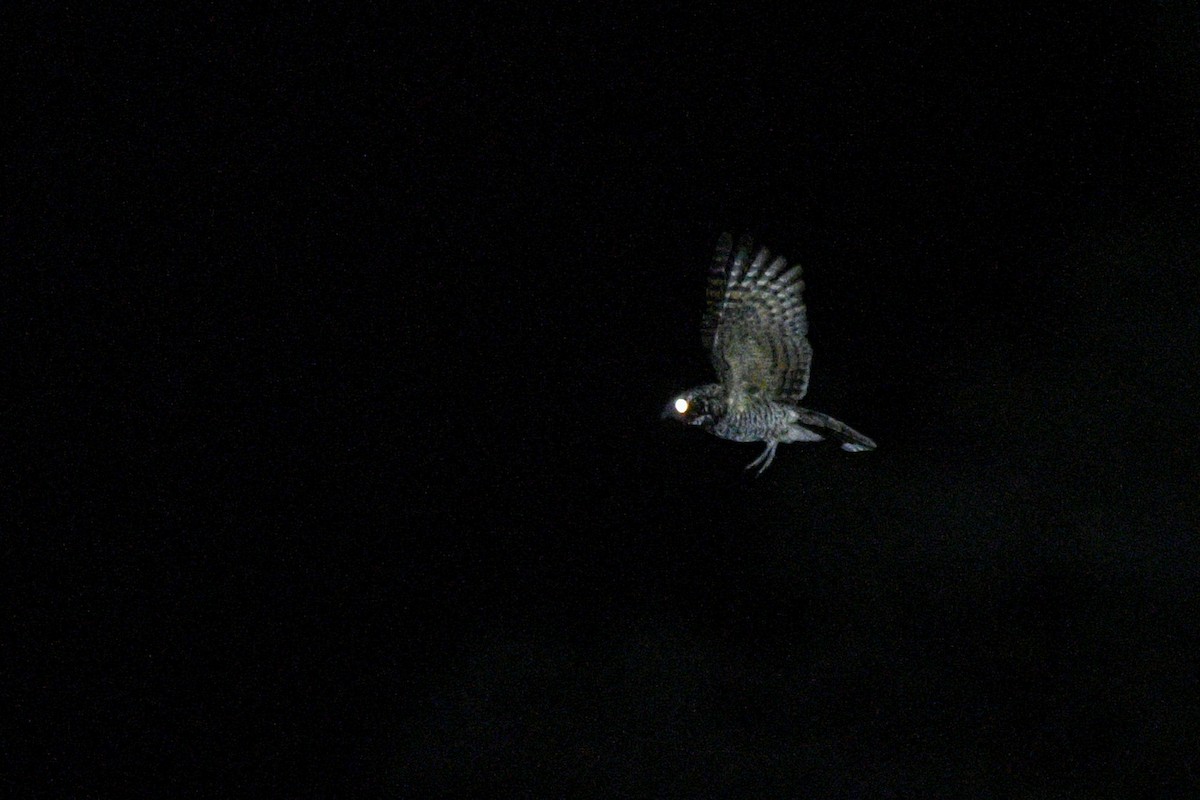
[705, 234, 812, 404]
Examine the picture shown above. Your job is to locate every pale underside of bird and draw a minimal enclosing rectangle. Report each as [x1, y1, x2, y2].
[666, 233, 876, 474]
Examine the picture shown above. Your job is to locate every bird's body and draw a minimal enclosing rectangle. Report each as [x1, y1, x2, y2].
[667, 233, 875, 473]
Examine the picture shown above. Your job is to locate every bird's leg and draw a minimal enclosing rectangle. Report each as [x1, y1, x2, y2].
[744, 441, 778, 474]
[757, 442, 778, 474]
[745, 444, 771, 470]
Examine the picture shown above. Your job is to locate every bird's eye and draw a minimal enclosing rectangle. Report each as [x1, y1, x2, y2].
[674, 398, 689, 414]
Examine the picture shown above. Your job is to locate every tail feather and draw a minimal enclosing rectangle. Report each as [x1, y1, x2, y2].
[795, 408, 876, 452]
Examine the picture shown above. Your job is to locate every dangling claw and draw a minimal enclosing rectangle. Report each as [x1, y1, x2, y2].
[744, 441, 778, 475]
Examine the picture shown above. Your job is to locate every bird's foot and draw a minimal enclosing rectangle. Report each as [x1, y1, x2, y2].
[744, 441, 778, 475]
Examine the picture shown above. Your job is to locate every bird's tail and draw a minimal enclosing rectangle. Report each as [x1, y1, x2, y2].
[795, 409, 876, 452]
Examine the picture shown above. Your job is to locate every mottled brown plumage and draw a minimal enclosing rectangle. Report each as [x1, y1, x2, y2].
[667, 233, 875, 473]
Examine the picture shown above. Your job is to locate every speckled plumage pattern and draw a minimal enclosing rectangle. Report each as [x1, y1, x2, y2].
[668, 233, 875, 473]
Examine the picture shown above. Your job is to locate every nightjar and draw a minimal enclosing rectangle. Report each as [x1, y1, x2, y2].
[666, 233, 876, 473]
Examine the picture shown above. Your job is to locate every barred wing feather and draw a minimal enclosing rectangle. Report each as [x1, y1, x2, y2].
[705, 234, 813, 404]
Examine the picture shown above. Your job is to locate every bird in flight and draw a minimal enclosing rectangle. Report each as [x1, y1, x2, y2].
[665, 233, 876, 473]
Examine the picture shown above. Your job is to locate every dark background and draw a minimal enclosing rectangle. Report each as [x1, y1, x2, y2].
[8, 4, 1200, 796]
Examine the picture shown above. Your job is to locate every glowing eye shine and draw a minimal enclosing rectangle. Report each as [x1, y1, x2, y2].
[674, 398, 689, 414]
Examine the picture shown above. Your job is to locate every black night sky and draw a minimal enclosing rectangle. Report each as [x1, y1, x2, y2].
[10, 5, 1200, 796]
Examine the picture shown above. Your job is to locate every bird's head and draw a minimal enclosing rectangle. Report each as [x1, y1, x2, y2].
[663, 385, 723, 429]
